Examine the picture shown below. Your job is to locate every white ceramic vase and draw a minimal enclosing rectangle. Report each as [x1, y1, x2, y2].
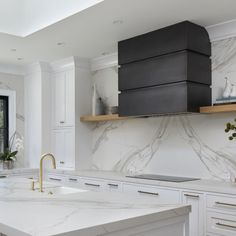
[230, 84, 236, 97]
[223, 77, 231, 98]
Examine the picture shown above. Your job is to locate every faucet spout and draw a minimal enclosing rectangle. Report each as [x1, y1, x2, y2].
[39, 153, 56, 192]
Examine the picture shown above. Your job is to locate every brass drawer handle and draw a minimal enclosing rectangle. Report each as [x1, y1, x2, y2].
[108, 183, 119, 187]
[184, 194, 200, 198]
[216, 222, 236, 229]
[138, 190, 159, 196]
[49, 177, 62, 182]
[69, 178, 78, 182]
[215, 202, 236, 207]
[85, 183, 100, 187]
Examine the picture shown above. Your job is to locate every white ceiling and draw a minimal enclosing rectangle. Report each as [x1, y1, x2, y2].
[1, 0, 236, 67]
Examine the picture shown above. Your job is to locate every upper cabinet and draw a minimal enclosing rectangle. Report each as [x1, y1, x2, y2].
[50, 57, 92, 170]
[52, 70, 75, 128]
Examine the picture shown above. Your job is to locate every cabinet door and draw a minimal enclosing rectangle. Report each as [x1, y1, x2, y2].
[51, 129, 75, 169]
[64, 129, 75, 169]
[182, 192, 204, 236]
[53, 72, 66, 127]
[52, 70, 74, 128]
[64, 70, 75, 127]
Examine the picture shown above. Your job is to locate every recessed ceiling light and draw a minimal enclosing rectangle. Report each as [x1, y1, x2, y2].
[113, 20, 123, 25]
[11, 49, 17, 52]
[17, 58, 23, 61]
[57, 42, 66, 46]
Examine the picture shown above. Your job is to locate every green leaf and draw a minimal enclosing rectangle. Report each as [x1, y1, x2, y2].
[8, 151, 18, 158]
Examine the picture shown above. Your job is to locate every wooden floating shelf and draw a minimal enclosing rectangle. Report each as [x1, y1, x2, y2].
[200, 104, 236, 114]
[81, 104, 236, 122]
[80, 114, 130, 122]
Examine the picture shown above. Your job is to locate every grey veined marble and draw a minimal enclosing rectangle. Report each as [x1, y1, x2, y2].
[92, 116, 236, 181]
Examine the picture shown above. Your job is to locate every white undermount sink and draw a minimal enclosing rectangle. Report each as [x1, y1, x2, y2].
[45, 186, 88, 195]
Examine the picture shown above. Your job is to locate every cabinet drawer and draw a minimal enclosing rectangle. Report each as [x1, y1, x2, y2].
[80, 178, 105, 192]
[207, 211, 236, 236]
[123, 184, 180, 203]
[46, 174, 66, 184]
[207, 195, 236, 215]
[105, 181, 123, 192]
[66, 176, 81, 186]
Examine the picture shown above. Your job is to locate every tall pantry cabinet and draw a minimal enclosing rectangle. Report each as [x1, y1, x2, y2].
[50, 57, 92, 170]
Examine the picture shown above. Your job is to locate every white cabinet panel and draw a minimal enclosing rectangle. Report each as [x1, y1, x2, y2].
[52, 129, 65, 167]
[206, 194, 236, 215]
[123, 183, 180, 203]
[182, 192, 204, 236]
[207, 211, 236, 236]
[52, 129, 75, 169]
[105, 181, 123, 192]
[53, 72, 66, 127]
[64, 129, 75, 168]
[64, 70, 75, 127]
[52, 70, 74, 128]
[80, 178, 106, 192]
[46, 174, 66, 184]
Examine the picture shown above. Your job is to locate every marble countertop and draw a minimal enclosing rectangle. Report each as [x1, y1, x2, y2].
[48, 169, 236, 196]
[0, 168, 38, 176]
[0, 177, 190, 236]
[3, 168, 236, 196]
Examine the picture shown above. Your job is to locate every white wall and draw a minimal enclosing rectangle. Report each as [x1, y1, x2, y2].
[91, 36, 236, 182]
[24, 62, 51, 168]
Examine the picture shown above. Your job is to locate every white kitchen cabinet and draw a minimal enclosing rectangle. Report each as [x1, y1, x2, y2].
[80, 177, 106, 192]
[46, 174, 67, 184]
[50, 57, 92, 171]
[182, 191, 204, 236]
[52, 70, 75, 128]
[105, 181, 123, 192]
[51, 129, 75, 169]
[206, 194, 236, 236]
[123, 183, 180, 203]
[207, 211, 236, 236]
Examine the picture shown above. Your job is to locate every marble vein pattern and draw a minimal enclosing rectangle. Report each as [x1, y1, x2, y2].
[92, 36, 236, 182]
[92, 116, 236, 180]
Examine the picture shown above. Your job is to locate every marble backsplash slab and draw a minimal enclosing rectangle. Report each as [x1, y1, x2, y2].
[91, 36, 236, 182]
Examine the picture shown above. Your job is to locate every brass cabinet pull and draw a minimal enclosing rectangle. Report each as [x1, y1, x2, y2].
[138, 190, 159, 196]
[69, 178, 78, 182]
[49, 177, 62, 182]
[85, 183, 100, 187]
[184, 194, 200, 198]
[108, 183, 119, 187]
[215, 202, 236, 207]
[216, 222, 236, 229]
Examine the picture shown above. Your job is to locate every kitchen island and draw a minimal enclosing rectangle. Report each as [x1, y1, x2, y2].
[0, 177, 190, 236]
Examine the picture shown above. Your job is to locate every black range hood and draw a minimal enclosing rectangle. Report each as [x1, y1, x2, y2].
[118, 21, 212, 117]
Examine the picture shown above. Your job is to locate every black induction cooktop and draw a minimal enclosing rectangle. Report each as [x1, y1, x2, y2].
[126, 174, 200, 183]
